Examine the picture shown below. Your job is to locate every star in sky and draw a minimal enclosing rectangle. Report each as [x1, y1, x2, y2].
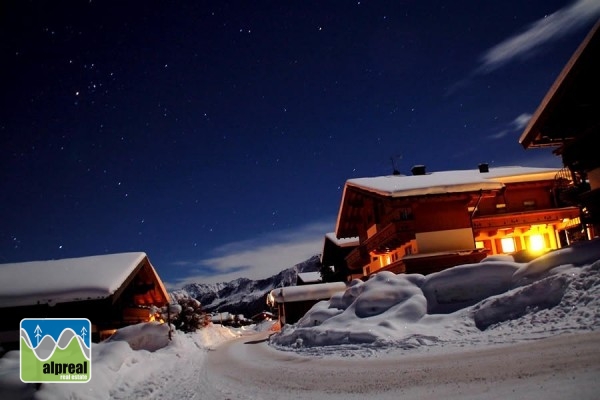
[0, 0, 599, 287]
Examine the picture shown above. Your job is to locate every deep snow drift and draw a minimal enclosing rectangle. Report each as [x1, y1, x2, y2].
[270, 238, 600, 352]
[0, 238, 598, 399]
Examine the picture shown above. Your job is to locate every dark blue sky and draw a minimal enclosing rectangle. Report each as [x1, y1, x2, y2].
[1, 1, 598, 288]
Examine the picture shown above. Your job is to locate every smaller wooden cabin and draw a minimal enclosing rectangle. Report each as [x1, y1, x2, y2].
[320, 233, 359, 281]
[267, 282, 347, 326]
[0, 252, 170, 346]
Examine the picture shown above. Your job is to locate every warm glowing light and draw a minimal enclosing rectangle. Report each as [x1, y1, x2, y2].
[475, 241, 484, 249]
[501, 237, 515, 253]
[267, 292, 275, 307]
[148, 312, 165, 323]
[529, 234, 545, 253]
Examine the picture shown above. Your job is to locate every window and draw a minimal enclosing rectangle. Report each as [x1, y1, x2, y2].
[528, 234, 545, 252]
[500, 237, 515, 253]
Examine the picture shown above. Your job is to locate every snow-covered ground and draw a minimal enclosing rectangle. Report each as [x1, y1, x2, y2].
[1, 238, 599, 399]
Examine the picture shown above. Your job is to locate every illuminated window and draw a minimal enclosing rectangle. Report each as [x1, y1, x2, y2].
[500, 237, 515, 253]
[529, 234, 545, 252]
[475, 241, 485, 249]
[380, 255, 391, 267]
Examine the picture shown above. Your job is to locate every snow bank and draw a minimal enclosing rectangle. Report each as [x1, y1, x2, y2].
[271, 239, 600, 349]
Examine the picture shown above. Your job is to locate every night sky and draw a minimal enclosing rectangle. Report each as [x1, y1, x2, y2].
[1, 1, 599, 288]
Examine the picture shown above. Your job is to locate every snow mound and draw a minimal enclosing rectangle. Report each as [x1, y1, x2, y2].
[271, 240, 600, 350]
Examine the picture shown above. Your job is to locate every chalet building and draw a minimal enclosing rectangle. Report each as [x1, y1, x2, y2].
[267, 282, 347, 326]
[335, 165, 581, 280]
[519, 20, 600, 237]
[0, 252, 170, 346]
[320, 233, 359, 281]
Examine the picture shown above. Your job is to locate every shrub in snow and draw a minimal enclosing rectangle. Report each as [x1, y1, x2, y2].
[171, 297, 210, 333]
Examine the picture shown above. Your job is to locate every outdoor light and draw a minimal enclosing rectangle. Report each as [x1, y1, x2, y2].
[501, 237, 515, 253]
[529, 234, 545, 253]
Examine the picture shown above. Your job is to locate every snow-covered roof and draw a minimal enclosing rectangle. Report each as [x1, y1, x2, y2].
[347, 166, 559, 197]
[324, 232, 359, 247]
[269, 282, 347, 303]
[297, 272, 322, 284]
[0, 252, 148, 308]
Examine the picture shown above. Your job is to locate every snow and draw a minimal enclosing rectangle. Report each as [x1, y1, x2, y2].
[347, 166, 559, 197]
[269, 282, 347, 303]
[296, 271, 322, 284]
[1, 238, 599, 399]
[0, 253, 148, 307]
[324, 232, 359, 247]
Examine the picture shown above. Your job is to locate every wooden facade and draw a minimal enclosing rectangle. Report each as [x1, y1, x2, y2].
[519, 21, 600, 236]
[0, 253, 170, 347]
[334, 166, 581, 280]
[320, 233, 359, 281]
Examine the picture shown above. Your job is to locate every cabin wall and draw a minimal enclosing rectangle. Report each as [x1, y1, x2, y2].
[279, 301, 322, 326]
[413, 200, 471, 232]
[0, 299, 119, 346]
[0, 295, 159, 347]
[415, 228, 475, 253]
[476, 183, 554, 215]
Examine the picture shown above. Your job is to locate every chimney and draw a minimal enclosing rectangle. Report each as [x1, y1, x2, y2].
[478, 163, 489, 173]
[411, 165, 426, 175]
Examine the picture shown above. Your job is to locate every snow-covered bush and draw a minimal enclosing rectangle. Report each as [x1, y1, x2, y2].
[170, 297, 211, 333]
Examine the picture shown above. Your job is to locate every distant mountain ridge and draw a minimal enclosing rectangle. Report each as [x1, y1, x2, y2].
[170, 255, 321, 318]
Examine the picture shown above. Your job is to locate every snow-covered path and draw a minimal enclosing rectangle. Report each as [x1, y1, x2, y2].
[204, 330, 600, 400]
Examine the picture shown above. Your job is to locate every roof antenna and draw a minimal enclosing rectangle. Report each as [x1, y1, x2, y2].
[390, 154, 402, 175]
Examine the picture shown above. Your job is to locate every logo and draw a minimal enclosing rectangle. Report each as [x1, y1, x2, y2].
[20, 318, 92, 383]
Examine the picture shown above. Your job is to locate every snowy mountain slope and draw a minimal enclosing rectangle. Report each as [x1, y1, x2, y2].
[170, 255, 321, 317]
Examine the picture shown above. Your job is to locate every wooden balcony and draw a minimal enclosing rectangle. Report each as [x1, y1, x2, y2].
[471, 207, 580, 230]
[371, 249, 488, 277]
[363, 220, 416, 253]
[345, 220, 416, 271]
[345, 245, 370, 271]
[402, 249, 487, 275]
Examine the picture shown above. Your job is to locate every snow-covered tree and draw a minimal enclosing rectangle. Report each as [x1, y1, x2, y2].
[170, 297, 210, 333]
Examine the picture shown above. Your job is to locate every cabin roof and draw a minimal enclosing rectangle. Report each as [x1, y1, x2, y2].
[519, 21, 600, 149]
[336, 166, 560, 238]
[269, 282, 347, 304]
[0, 252, 162, 308]
[324, 232, 360, 248]
[297, 272, 323, 284]
[345, 166, 559, 198]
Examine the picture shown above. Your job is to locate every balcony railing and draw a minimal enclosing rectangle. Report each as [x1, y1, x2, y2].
[471, 206, 580, 230]
[363, 220, 415, 253]
[345, 220, 416, 271]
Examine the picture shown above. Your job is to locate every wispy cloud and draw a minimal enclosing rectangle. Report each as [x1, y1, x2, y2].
[167, 219, 334, 288]
[479, 0, 600, 73]
[489, 113, 532, 140]
[498, 151, 563, 169]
